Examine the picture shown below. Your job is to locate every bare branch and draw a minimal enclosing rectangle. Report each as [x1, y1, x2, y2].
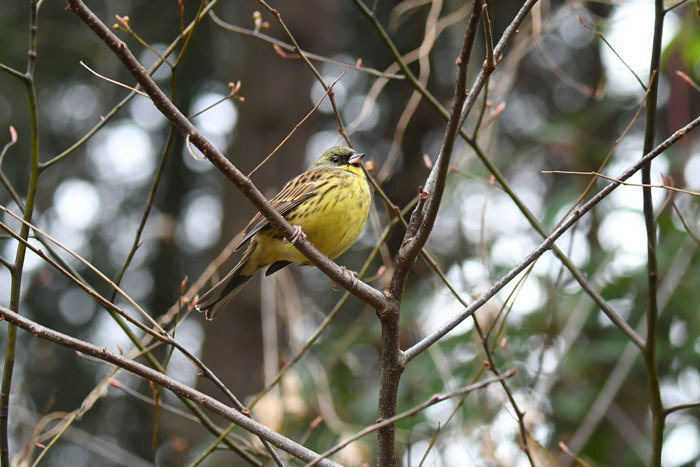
[208, 11, 403, 80]
[541, 170, 700, 197]
[79, 60, 149, 96]
[404, 115, 699, 363]
[664, 402, 700, 416]
[306, 371, 516, 466]
[577, 16, 647, 91]
[0, 306, 341, 467]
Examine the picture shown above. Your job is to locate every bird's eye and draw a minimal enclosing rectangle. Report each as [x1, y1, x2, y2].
[331, 156, 340, 164]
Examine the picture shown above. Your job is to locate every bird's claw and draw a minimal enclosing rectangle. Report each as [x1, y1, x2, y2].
[290, 225, 307, 245]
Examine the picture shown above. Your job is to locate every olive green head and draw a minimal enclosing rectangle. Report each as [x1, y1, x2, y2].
[311, 146, 365, 170]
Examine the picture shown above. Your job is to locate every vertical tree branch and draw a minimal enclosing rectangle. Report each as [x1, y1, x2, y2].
[1, 2, 41, 464]
[641, 1, 666, 465]
[371, 2, 484, 465]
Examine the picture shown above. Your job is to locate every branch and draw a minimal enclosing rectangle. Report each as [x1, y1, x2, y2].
[207, 11, 403, 80]
[541, 170, 700, 197]
[0, 306, 340, 467]
[456, 0, 539, 130]
[361, 0, 637, 351]
[373, 0, 485, 462]
[248, 72, 346, 178]
[306, 370, 516, 466]
[403, 115, 699, 363]
[389, 0, 483, 298]
[641, 2, 666, 465]
[664, 402, 700, 416]
[258, 0, 352, 145]
[65, 0, 387, 311]
[1, 1, 41, 463]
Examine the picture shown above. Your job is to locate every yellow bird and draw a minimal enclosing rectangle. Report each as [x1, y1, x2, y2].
[196, 146, 371, 320]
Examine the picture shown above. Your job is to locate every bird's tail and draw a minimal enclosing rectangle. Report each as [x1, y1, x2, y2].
[196, 247, 256, 321]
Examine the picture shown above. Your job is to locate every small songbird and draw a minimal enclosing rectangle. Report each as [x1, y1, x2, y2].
[196, 146, 371, 320]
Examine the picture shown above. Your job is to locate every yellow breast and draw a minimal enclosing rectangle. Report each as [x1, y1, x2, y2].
[251, 167, 370, 267]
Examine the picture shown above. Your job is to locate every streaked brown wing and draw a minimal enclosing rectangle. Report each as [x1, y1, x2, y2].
[234, 169, 320, 251]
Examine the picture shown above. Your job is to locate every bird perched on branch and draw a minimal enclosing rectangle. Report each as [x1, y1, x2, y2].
[196, 146, 371, 320]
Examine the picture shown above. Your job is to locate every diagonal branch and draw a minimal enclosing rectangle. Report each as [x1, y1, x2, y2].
[0, 306, 340, 467]
[403, 115, 699, 363]
[65, 0, 387, 311]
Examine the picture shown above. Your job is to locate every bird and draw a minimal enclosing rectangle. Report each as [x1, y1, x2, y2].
[196, 146, 371, 320]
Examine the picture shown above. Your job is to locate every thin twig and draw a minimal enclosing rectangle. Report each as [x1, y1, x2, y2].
[577, 16, 647, 91]
[79, 60, 149, 96]
[388, 0, 432, 32]
[188, 81, 243, 120]
[0, 126, 18, 164]
[109, 378, 201, 424]
[542, 170, 700, 197]
[482, 4, 495, 70]
[0, 207, 166, 333]
[377, 0, 441, 182]
[0, 63, 27, 81]
[40, 0, 220, 171]
[553, 71, 656, 227]
[664, 402, 700, 415]
[671, 202, 700, 246]
[345, 2, 470, 139]
[113, 15, 176, 70]
[248, 72, 346, 178]
[664, 0, 690, 12]
[110, 127, 175, 300]
[675, 70, 700, 92]
[207, 11, 403, 80]
[258, 0, 352, 145]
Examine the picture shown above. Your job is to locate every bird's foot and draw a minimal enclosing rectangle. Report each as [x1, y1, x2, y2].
[290, 225, 307, 245]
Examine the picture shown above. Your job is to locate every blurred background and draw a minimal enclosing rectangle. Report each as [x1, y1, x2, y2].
[0, 0, 698, 465]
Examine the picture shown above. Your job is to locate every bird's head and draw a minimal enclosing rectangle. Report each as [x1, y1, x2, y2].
[312, 146, 365, 171]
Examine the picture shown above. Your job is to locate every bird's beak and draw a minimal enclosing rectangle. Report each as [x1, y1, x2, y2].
[349, 152, 366, 165]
